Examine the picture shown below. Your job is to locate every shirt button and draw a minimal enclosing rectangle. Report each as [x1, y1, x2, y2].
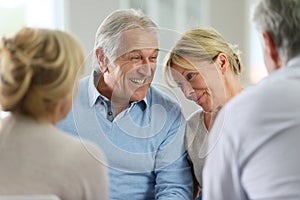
[108, 111, 113, 115]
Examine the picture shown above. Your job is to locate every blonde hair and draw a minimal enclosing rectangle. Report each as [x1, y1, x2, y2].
[164, 27, 243, 86]
[0, 27, 85, 119]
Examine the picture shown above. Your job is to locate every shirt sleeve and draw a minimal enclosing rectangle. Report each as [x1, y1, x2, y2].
[154, 109, 193, 200]
[202, 108, 247, 200]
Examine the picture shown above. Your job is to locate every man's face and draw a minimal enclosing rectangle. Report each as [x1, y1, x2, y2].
[103, 29, 159, 103]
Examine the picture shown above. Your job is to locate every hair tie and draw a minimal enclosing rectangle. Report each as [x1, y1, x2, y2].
[2, 38, 16, 53]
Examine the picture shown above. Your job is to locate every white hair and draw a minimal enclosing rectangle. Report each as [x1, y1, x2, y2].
[252, 0, 300, 64]
[94, 9, 157, 69]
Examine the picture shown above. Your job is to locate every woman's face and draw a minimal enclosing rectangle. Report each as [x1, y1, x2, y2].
[171, 59, 225, 112]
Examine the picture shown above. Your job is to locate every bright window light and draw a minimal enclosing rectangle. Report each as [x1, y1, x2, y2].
[0, 0, 26, 7]
[0, 0, 64, 118]
[25, 0, 65, 29]
[0, 0, 64, 37]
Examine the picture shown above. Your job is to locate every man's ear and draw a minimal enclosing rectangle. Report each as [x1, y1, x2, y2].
[262, 31, 281, 69]
[95, 48, 108, 73]
[215, 53, 229, 75]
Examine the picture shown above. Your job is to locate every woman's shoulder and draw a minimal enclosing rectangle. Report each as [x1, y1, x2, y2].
[185, 109, 206, 141]
[54, 127, 106, 163]
[187, 109, 203, 128]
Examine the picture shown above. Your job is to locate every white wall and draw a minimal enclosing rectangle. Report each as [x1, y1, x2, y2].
[64, 0, 120, 54]
[209, 0, 250, 85]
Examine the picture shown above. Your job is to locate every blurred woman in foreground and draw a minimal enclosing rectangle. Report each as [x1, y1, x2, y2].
[0, 27, 109, 200]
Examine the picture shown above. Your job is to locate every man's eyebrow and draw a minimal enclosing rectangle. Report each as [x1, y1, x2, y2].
[127, 49, 160, 54]
[127, 49, 141, 54]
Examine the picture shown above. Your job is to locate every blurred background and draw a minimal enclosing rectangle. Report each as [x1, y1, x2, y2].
[0, 0, 267, 118]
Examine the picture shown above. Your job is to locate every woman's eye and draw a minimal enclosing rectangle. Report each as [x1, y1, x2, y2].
[186, 73, 196, 80]
[173, 81, 182, 88]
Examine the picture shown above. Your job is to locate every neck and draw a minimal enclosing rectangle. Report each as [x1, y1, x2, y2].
[97, 77, 130, 116]
[204, 75, 243, 131]
[112, 102, 129, 116]
[97, 76, 112, 100]
[224, 75, 243, 103]
[203, 111, 218, 131]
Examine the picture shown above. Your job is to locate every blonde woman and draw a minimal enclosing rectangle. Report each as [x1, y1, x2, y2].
[0, 27, 109, 199]
[164, 27, 243, 199]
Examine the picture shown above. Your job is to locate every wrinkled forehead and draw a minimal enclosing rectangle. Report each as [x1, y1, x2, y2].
[116, 28, 158, 57]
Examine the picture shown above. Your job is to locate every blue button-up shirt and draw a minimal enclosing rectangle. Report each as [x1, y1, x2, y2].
[57, 71, 193, 200]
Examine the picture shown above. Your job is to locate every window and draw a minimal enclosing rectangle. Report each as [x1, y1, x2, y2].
[248, 0, 268, 83]
[0, 0, 65, 118]
[0, 0, 65, 37]
[120, 0, 209, 32]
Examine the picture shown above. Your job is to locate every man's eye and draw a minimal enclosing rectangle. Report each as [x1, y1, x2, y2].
[186, 73, 196, 80]
[150, 56, 157, 62]
[130, 56, 142, 61]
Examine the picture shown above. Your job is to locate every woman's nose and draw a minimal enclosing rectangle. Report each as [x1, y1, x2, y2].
[183, 84, 196, 101]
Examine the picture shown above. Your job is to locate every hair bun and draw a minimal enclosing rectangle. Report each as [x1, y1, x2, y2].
[0, 36, 34, 111]
[229, 43, 243, 74]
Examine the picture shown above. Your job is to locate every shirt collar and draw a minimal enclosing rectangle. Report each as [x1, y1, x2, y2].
[132, 97, 147, 111]
[87, 71, 101, 107]
[287, 55, 300, 68]
[87, 70, 148, 109]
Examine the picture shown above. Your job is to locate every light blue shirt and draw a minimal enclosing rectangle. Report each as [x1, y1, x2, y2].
[57, 71, 193, 200]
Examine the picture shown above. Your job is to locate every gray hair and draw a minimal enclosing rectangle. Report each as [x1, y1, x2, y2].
[252, 0, 300, 64]
[94, 9, 157, 63]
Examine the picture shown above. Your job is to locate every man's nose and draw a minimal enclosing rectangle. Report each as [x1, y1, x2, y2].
[138, 59, 152, 76]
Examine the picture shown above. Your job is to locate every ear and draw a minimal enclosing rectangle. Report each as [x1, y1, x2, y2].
[95, 48, 109, 73]
[215, 53, 229, 75]
[262, 31, 281, 69]
[52, 93, 73, 123]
